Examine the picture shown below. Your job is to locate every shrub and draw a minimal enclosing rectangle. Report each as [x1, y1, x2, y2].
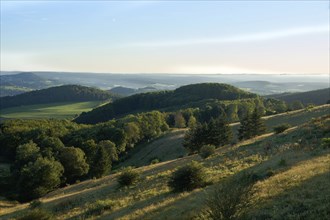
[150, 157, 161, 164]
[321, 138, 330, 149]
[168, 161, 207, 192]
[273, 123, 291, 134]
[278, 158, 287, 166]
[85, 200, 114, 216]
[199, 145, 216, 159]
[117, 167, 140, 187]
[17, 209, 53, 220]
[205, 172, 256, 220]
[29, 199, 42, 209]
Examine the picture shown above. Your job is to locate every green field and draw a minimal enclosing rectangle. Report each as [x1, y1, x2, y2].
[0, 101, 104, 119]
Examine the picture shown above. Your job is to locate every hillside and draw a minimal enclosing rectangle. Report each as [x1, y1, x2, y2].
[118, 105, 330, 168]
[266, 88, 330, 105]
[0, 72, 60, 97]
[0, 85, 119, 109]
[1, 114, 329, 219]
[75, 83, 257, 124]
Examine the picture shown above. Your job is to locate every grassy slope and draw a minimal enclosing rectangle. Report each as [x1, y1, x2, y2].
[1, 108, 329, 220]
[117, 129, 188, 168]
[119, 105, 330, 168]
[0, 101, 105, 119]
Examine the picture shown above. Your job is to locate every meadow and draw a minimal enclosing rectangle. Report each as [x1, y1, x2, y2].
[120, 105, 330, 168]
[1, 106, 329, 220]
[0, 101, 105, 119]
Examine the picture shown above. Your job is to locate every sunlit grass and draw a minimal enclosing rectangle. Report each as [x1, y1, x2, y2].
[0, 101, 104, 119]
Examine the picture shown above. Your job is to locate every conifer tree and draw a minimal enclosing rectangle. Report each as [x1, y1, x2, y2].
[238, 112, 252, 140]
[90, 145, 111, 178]
[238, 107, 266, 140]
[207, 117, 233, 147]
[250, 107, 266, 137]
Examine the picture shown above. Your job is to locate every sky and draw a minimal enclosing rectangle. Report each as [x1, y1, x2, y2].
[0, 0, 329, 74]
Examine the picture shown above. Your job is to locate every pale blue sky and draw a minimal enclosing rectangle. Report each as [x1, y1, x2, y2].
[1, 0, 329, 74]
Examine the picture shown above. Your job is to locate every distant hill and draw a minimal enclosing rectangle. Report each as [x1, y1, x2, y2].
[75, 83, 257, 124]
[266, 88, 330, 105]
[232, 80, 329, 95]
[0, 72, 61, 97]
[109, 86, 158, 96]
[0, 85, 119, 109]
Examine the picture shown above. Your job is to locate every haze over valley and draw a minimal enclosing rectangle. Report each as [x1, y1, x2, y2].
[0, 1, 329, 220]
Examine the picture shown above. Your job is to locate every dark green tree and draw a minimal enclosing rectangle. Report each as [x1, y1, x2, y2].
[238, 113, 253, 141]
[238, 108, 266, 140]
[183, 122, 209, 153]
[90, 146, 111, 178]
[59, 147, 89, 183]
[207, 117, 233, 147]
[15, 141, 40, 167]
[98, 140, 118, 162]
[17, 157, 64, 201]
[250, 107, 266, 137]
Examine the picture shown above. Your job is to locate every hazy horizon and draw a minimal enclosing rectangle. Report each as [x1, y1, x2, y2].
[1, 1, 329, 74]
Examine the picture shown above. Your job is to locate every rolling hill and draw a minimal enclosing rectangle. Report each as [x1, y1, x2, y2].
[0, 72, 61, 97]
[0, 85, 119, 109]
[266, 88, 330, 105]
[75, 83, 257, 124]
[1, 113, 329, 220]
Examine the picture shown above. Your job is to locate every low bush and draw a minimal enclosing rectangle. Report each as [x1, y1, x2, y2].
[85, 200, 114, 216]
[273, 123, 291, 134]
[278, 158, 287, 166]
[17, 209, 53, 220]
[321, 138, 330, 149]
[168, 161, 207, 192]
[205, 172, 257, 220]
[117, 167, 140, 187]
[29, 199, 42, 209]
[150, 157, 161, 164]
[199, 145, 216, 159]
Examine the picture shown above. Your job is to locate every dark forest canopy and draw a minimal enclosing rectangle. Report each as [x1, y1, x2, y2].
[0, 85, 120, 109]
[75, 83, 258, 124]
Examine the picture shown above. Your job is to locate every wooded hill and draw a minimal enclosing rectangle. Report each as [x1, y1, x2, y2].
[266, 88, 330, 105]
[75, 83, 258, 124]
[0, 85, 119, 109]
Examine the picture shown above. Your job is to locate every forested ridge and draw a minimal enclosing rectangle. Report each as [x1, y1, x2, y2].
[75, 83, 259, 124]
[0, 85, 119, 109]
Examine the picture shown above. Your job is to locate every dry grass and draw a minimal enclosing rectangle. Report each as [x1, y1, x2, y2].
[1, 107, 329, 220]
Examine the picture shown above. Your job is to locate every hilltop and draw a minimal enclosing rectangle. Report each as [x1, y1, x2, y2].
[266, 88, 330, 105]
[75, 83, 257, 124]
[0, 72, 60, 97]
[0, 85, 119, 109]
